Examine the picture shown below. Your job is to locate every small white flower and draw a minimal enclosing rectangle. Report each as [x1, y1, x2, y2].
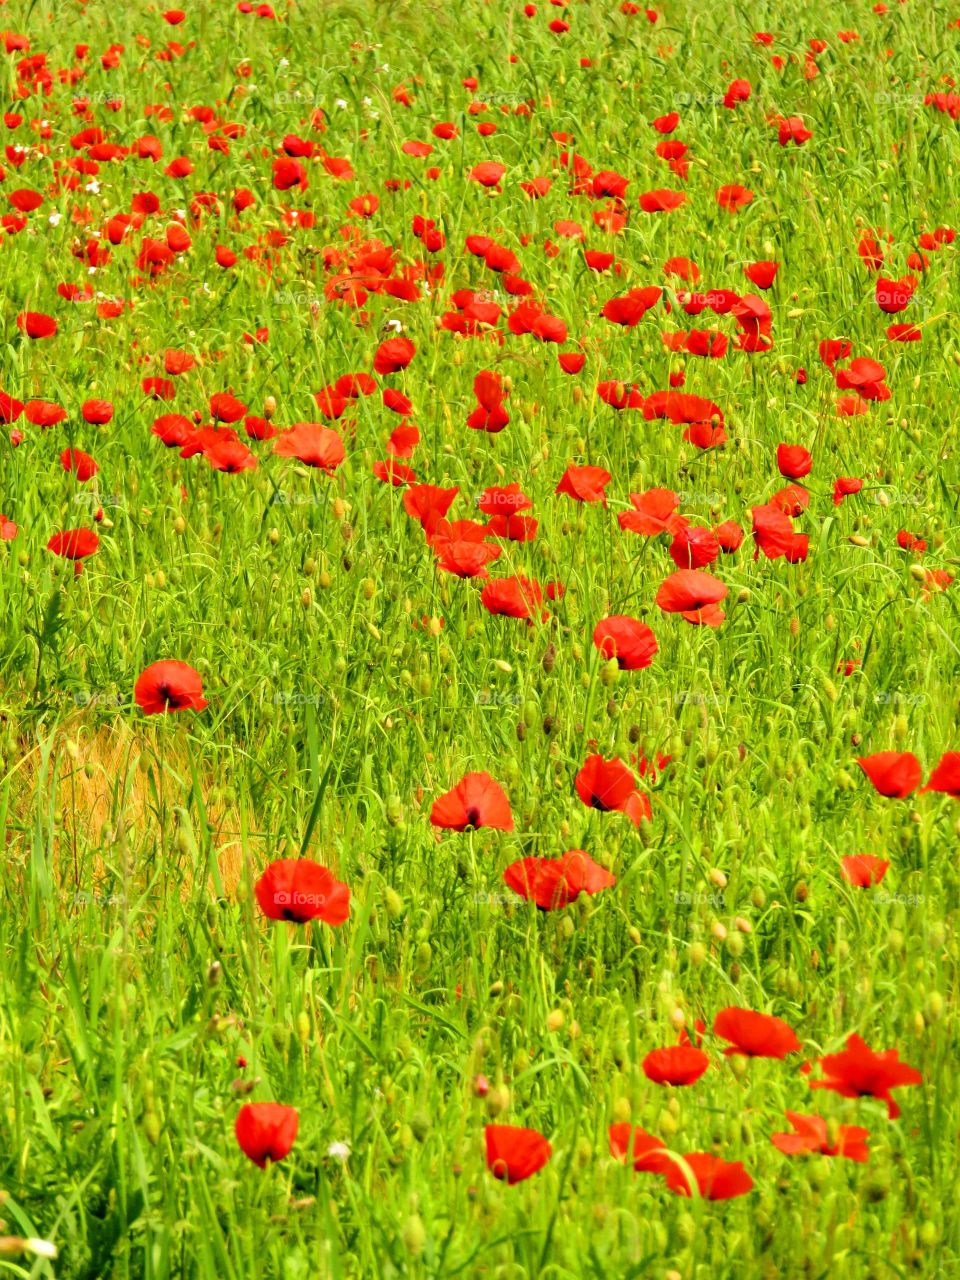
[327, 1142, 350, 1161]
[278, 57, 289, 68]
[48, 212, 61, 227]
[384, 319, 403, 333]
[26, 1240, 58, 1260]
[85, 179, 100, 194]
[336, 98, 347, 109]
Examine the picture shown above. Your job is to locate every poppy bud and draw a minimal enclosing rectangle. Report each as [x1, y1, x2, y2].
[688, 940, 706, 966]
[485, 1084, 510, 1117]
[263, 396, 277, 419]
[207, 961, 221, 986]
[402, 1215, 427, 1258]
[658, 1109, 678, 1137]
[925, 991, 944, 1021]
[919, 1222, 939, 1248]
[726, 932, 745, 957]
[143, 1110, 161, 1145]
[268, 528, 279, 545]
[546, 1009, 565, 1032]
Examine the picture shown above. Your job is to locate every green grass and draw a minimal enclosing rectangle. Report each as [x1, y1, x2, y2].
[0, 0, 958, 1275]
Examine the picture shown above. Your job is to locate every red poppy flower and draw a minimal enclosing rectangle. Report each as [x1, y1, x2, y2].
[744, 260, 779, 288]
[714, 520, 744, 553]
[592, 616, 658, 669]
[840, 854, 889, 887]
[480, 575, 548, 621]
[921, 751, 960, 796]
[152, 413, 195, 447]
[555, 464, 612, 505]
[638, 189, 686, 212]
[61, 448, 99, 482]
[777, 443, 811, 478]
[273, 424, 345, 472]
[134, 660, 207, 714]
[235, 1103, 299, 1168]
[771, 1112, 869, 1162]
[857, 752, 922, 798]
[713, 1007, 800, 1059]
[47, 528, 100, 575]
[403, 483, 459, 528]
[484, 1125, 551, 1183]
[26, 400, 66, 428]
[663, 1153, 753, 1199]
[642, 1045, 709, 1086]
[752, 504, 808, 563]
[204, 438, 257, 472]
[254, 858, 350, 925]
[374, 336, 415, 374]
[609, 1124, 670, 1172]
[809, 1033, 922, 1119]
[833, 476, 863, 505]
[669, 524, 721, 569]
[209, 392, 247, 423]
[875, 275, 916, 314]
[477, 484, 532, 517]
[469, 161, 507, 188]
[655, 569, 727, 626]
[435, 538, 501, 578]
[716, 184, 754, 211]
[503, 849, 615, 910]
[17, 311, 57, 339]
[619, 488, 684, 536]
[575, 754, 650, 826]
[558, 351, 586, 374]
[82, 399, 114, 425]
[430, 771, 514, 831]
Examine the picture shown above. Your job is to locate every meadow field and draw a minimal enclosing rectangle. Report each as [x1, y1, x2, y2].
[0, 0, 958, 1275]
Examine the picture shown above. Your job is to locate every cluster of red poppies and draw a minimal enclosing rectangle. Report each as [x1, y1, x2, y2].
[232, 1004, 922, 1197]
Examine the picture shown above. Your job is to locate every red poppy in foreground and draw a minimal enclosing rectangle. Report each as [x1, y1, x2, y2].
[235, 1102, 299, 1168]
[503, 849, 615, 910]
[61, 449, 99, 482]
[575, 754, 650, 826]
[485, 1124, 551, 1183]
[47, 528, 100, 575]
[609, 1124, 670, 1172]
[663, 1153, 754, 1199]
[555, 464, 612, 505]
[273, 423, 345, 472]
[840, 854, 889, 887]
[642, 1044, 710, 1086]
[374, 335, 415, 373]
[593, 616, 658, 669]
[856, 751, 922, 798]
[921, 751, 960, 796]
[17, 311, 57, 339]
[254, 858, 350, 925]
[134, 660, 208, 715]
[430, 771, 514, 831]
[655, 569, 727, 625]
[713, 1007, 800, 1059]
[771, 1112, 869, 1162]
[480, 575, 548, 622]
[809, 1033, 922, 1118]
